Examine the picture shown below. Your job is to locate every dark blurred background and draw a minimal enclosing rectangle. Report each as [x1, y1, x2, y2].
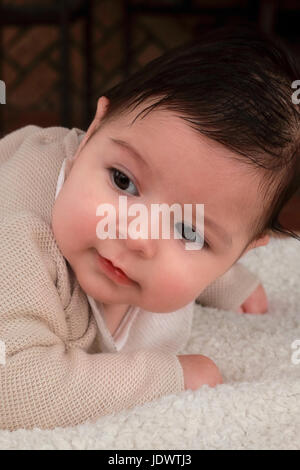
[0, 0, 299, 231]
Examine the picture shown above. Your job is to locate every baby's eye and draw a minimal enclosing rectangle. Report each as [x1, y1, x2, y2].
[175, 222, 209, 249]
[109, 167, 139, 196]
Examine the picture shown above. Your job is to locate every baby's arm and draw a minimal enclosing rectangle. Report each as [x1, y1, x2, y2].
[195, 262, 261, 312]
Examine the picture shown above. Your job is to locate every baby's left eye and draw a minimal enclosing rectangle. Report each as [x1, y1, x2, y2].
[175, 222, 209, 249]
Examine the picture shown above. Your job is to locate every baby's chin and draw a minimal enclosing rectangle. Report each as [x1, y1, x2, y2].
[78, 272, 139, 307]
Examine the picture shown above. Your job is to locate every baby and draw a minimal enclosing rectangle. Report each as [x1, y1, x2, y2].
[0, 24, 299, 431]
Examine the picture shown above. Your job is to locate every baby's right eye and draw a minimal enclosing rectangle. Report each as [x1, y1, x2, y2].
[108, 167, 139, 196]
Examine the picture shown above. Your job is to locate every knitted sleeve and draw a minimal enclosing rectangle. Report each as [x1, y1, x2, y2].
[0, 213, 184, 431]
[195, 262, 261, 312]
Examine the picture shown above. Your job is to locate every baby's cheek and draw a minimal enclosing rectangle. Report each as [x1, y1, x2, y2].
[152, 268, 195, 310]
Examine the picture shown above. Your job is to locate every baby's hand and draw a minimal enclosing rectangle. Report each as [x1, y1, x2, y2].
[177, 354, 223, 391]
[236, 283, 268, 314]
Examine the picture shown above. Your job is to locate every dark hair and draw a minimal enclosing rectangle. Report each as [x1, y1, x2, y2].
[99, 23, 300, 246]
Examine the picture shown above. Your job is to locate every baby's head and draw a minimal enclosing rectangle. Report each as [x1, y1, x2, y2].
[51, 24, 300, 313]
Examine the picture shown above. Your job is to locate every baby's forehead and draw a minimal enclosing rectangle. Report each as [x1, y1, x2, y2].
[105, 105, 262, 201]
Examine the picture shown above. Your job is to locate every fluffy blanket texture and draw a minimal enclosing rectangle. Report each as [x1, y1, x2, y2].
[0, 236, 299, 450]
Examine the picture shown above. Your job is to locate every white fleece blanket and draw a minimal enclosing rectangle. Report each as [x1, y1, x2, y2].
[1, 236, 299, 450]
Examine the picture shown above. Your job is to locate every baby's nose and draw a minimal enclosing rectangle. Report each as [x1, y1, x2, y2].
[117, 212, 157, 258]
[124, 232, 157, 259]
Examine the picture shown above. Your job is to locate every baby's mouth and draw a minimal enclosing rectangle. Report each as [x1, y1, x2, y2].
[96, 251, 136, 286]
[102, 257, 127, 277]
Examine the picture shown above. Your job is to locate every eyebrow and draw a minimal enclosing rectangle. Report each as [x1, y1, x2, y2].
[109, 137, 149, 169]
[110, 137, 232, 248]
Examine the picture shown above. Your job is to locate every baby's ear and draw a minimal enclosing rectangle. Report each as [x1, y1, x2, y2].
[82, 96, 110, 142]
[67, 96, 110, 171]
[254, 233, 270, 248]
[246, 233, 270, 253]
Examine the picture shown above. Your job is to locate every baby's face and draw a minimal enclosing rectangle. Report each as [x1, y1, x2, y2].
[51, 99, 264, 312]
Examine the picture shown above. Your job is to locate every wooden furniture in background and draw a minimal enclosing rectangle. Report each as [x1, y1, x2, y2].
[0, 0, 93, 133]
